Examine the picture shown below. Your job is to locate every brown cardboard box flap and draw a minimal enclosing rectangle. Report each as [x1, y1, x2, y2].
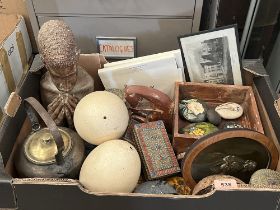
[10, 177, 280, 196]
[242, 59, 269, 77]
[0, 0, 37, 51]
[0, 14, 20, 44]
[79, 53, 107, 91]
[244, 59, 280, 121]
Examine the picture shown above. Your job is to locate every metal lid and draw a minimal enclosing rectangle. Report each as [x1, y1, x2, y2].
[24, 128, 72, 165]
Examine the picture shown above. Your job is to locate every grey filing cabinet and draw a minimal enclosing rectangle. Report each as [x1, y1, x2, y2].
[26, 0, 203, 56]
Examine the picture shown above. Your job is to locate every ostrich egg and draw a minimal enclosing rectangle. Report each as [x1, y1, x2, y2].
[74, 91, 129, 145]
[79, 140, 141, 193]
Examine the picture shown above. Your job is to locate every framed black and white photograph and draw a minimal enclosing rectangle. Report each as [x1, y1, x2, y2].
[178, 25, 243, 85]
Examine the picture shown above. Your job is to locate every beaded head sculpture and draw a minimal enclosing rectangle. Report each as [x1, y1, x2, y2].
[38, 20, 79, 92]
[38, 20, 94, 127]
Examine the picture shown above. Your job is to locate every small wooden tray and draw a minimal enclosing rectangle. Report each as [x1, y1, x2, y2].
[173, 82, 264, 154]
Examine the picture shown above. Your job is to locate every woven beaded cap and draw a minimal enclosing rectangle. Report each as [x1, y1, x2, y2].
[38, 20, 79, 69]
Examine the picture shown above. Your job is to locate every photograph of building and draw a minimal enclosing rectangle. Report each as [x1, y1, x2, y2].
[199, 37, 234, 84]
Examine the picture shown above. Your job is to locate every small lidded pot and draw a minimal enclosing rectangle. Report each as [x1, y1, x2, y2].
[15, 97, 85, 178]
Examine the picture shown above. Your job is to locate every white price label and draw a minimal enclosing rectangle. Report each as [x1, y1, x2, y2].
[213, 179, 238, 190]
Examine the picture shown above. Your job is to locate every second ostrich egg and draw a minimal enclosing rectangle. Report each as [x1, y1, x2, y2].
[74, 91, 129, 145]
[79, 140, 141, 193]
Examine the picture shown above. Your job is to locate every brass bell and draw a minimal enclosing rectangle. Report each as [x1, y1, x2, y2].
[15, 97, 85, 178]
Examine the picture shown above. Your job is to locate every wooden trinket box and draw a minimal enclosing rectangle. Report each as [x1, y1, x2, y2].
[173, 82, 264, 154]
[133, 121, 180, 180]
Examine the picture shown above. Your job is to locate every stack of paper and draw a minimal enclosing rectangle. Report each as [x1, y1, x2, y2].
[98, 50, 185, 99]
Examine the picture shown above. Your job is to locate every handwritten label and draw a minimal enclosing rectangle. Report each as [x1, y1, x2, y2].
[7, 44, 14, 56]
[97, 37, 136, 59]
[213, 179, 238, 190]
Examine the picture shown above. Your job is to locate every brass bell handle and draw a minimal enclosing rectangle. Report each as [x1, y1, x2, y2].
[24, 97, 64, 165]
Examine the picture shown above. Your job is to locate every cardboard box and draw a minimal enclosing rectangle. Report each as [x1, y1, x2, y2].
[0, 0, 37, 51]
[0, 14, 32, 121]
[0, 57, 280, 210]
